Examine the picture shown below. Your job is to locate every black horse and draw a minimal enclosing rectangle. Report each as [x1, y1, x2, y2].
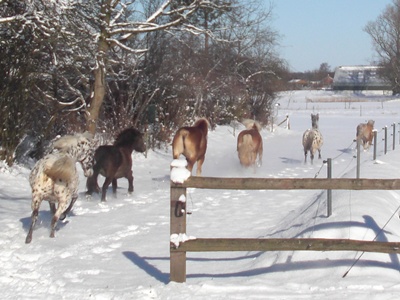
[86, 128, 146, 202]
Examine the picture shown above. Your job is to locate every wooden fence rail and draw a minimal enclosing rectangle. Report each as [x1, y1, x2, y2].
[170, 177, 400, 282]
[171, 177, 400, 190]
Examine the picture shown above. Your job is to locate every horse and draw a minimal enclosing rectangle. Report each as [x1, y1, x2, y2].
[356, 120, 375, 150]
[302, 113, 323, 163]
[172, 118, 209, 176]
[86, 127, 146, 202]
[237, 119, 263, 172]
[25, 132, 94, 244]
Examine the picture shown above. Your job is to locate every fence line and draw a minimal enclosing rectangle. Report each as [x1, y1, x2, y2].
[170, 176, 400, 282]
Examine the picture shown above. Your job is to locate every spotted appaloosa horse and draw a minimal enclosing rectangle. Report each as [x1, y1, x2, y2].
[356, 120, 375, 150]
[86, 127, 146, 202]
[237, 119, 263, 172]
[26, 132, 94, 243]
[302, 113, 323, 163]
[172, 118, 209, 176]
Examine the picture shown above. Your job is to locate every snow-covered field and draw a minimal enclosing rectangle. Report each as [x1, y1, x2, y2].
[1, 90, 400, 299]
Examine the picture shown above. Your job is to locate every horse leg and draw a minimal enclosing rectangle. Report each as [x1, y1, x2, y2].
[26, 195, 42, 244]
[310, 151, 314, 164]
[304, 150, 307, 163]
[258, 144, 263, 167]
[49, 202, 56, 215]
[196, 156, 205, 176]
[186, 160, 194, 174]
[50, 207, 64, 238]
[101, 177, 113, 202]
[112, 178, 118, 197]
[318, 149, 322, 159]
[127, 170, 134, 194]
[86, 172, 100, 196]
[60, 195, 77, 221]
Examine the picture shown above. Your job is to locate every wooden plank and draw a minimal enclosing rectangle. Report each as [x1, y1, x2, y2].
[171, 238, 400, 254]
[171, 177, 400, 191]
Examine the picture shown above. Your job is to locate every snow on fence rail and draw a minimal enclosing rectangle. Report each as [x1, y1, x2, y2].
[170, 176, 400, 283]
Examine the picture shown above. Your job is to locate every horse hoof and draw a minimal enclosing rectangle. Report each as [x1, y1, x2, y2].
[59, 213, 66, 221]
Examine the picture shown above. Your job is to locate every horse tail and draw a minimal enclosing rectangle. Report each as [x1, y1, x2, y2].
[44, 156, 75, 182]
[237, 133, 254, 167]
[172, 128, 189, 159]
[194, 118, 210, 136]
[302, 130, 314, 151]
[356, 124, 363, 140]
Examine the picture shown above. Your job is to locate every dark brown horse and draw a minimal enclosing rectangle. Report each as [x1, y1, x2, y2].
[172, 118, 209, 176]
[86, 128, 146, 202]
[237, 120, 263, 172]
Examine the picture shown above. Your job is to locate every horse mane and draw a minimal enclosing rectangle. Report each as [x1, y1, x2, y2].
[114, 127, 141, 147]
[53, 132, 93, 152]
[242, 119, 262, 131]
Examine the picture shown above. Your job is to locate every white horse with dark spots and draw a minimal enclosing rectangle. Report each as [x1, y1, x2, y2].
[25, 132, 94, 244]
[302, 113, 323, 164]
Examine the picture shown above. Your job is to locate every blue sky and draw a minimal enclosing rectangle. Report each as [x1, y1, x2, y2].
[271, 0, 393, 72]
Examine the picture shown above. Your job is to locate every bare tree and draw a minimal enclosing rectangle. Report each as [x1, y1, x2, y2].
[364, 0, 400, 94]
[84, 0, 231, 133]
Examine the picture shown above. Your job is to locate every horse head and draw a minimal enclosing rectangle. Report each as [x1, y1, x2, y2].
[311, 113, 319, 129]
[114, 127, 146, 153]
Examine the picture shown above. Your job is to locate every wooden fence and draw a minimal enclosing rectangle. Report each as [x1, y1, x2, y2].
[170, 176, 400, 282]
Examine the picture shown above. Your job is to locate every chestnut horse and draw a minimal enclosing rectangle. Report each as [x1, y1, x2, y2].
[86, 128, 146, 202]
[302, 113, 323, 163]
[237, 120, 263, 172]
[172, 118, 209, 176]
[356, 120, 375, 150]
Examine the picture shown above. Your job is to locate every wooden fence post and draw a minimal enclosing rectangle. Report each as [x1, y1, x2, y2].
[373, 130, 377, 161]
[327, 158, 332, 217]
[356, 138, 360, 179]
[384, 126, 388, 154]
[170, 185, 187, 283]
[392, 123, 396, 151]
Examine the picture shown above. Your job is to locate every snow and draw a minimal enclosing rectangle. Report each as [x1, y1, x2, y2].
[2, 90, 400, 299]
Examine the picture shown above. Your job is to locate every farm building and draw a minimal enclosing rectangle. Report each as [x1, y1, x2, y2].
[332, 65, 391, 90]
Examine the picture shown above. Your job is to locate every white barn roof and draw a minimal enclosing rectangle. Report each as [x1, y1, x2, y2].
[333, 65, 391, 90]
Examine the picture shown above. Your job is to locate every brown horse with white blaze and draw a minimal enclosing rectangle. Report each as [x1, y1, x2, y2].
[172, 118, 209, 176]
[356, 120, 375, 150]
[237, 120, 263, 172]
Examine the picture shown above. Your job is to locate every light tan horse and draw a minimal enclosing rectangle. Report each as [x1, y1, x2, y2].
[237, 120, 263, 172]
[172, 118, 209, 176]
[302, 113, 323, 163]
[356, 120, 375, 150]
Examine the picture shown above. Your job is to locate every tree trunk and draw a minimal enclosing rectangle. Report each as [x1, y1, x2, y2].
[86, 1, 111, 134]
[87, 58, 106, 134]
